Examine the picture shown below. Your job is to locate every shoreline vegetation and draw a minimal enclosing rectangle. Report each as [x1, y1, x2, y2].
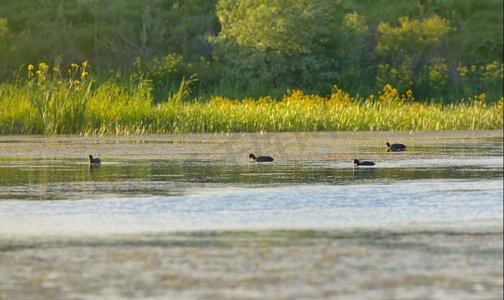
[0, 1, 502, 135]
[0, 62, 502, 135]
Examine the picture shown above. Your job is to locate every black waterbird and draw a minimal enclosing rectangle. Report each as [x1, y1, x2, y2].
[249, 153, 274, 162]
[386, 142, 407, 152]
[89, 155, 101, 165]
[353, 159, 375, 167]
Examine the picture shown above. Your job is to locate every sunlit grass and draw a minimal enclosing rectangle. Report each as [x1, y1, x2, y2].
[0, 64, 502, 135]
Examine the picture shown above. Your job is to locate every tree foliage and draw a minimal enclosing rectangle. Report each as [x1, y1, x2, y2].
[211, 0, 344, 89]
[0, 0, 218, 78]
[377, 16, 452, 57]
[0, 0, 501, 101]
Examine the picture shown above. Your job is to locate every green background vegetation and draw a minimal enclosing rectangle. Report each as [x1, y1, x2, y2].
[0, 0, 502, 134]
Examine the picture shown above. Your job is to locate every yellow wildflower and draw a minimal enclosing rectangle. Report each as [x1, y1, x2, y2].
[82, 60, 88, 68]
[39, 62, 48, 71]
[403, 89, 415, 101]
[476, 93, 486, 103]
[35, 70, 46, 81]
[28, 64, 34, 71]
[457, 64, 468, 79]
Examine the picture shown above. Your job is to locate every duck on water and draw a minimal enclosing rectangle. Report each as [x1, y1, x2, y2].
[386, 142, 407, 152]
[89, 155, 101, 167]
[249, 153, 274, 162]
[353, 159, 375, 167]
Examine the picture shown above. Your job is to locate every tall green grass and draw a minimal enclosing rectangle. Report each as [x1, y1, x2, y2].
[0, 70, 502, 135]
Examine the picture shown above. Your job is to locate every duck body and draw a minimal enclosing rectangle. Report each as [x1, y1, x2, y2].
[353, 159, 375, 167]
[386, 142, 406, 152]
[89, 155, 101, 165]
[249, 153, 274, 162]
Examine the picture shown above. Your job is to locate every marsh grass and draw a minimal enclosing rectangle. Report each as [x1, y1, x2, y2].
[0, 66, 502, 135]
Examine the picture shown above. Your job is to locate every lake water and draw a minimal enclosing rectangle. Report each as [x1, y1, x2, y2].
[0, 131, 502, 299]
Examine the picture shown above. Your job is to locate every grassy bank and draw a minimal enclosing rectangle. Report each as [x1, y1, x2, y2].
[0, 65, 501, 135]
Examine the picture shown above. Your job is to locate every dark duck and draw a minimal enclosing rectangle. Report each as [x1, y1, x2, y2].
[386, 142, 407, 152]
[353, 159, 375, 167]
[249, 153, 274, 162]
[89, 155, 101, 166]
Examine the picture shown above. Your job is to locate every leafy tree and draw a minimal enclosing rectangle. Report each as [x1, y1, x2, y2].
[211, 0, 345, 91]
[332, 11, 376, 95]
[352, 0, 503, 63]
[376, 15, 452, 94]
[377, 15, 452, 64]
[0, 0, 218, 80]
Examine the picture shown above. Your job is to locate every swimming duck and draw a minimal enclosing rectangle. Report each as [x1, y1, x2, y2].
[353, 159, 375, 167]
[249, 153, 274, 162]
[89, 155, 101, 165]
[386, 142, 407, 152]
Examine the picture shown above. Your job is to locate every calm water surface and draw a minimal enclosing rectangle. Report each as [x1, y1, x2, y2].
[0, 131, 502, 299]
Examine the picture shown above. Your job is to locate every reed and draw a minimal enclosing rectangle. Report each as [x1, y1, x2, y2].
[0, 66, 502, 135]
